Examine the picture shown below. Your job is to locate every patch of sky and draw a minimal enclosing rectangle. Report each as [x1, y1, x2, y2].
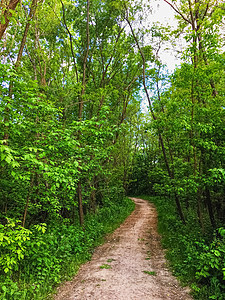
[139, 0, 184, 113]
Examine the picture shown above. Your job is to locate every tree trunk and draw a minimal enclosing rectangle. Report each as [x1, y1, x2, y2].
[79, 0, 90, 120]
[77, 181, 84, 226]
[15, 0, 38, 68]
[0, 0, 20, 40]
[22, 174, 34, 228]
[90, 177, 97, 213]
[3, 0, 38, 144]
[205, 187, 216, 228]
[77, 0, 90, 226]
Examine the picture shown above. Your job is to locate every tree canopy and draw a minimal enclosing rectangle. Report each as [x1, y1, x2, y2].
[1, 0, 225, 299]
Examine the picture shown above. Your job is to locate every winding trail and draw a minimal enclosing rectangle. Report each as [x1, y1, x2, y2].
[54, 198, 192, 300]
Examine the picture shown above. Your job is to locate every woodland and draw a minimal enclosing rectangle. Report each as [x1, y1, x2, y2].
[0, 0, 225, 299]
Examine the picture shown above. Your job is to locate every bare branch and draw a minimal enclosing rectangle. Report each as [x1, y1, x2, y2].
[163, 0, 192, 25]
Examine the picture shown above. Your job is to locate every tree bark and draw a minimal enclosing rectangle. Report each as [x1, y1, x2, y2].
[77, 181, 84, 226]
[205, 188, 216, 228]
[22, 174, 34, 227]
[0, 0, 20, 40]
[77, 0, 90, 226]
[60, 0, 79, 83]
[78, 0, 90, 120]
[15, 0, 38, 68]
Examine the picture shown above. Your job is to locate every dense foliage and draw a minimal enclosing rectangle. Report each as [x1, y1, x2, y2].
[139, 196, 225, 300]
[0, 0, 142, 298]
[1, 0, 225, 299]
[128, 1, 225, 298]
[0, 196, 134, 299]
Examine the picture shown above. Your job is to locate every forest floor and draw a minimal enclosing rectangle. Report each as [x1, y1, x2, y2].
[54, 197, 192, 300]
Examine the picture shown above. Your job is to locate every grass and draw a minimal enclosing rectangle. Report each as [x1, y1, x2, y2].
[99, 264, 111, 269]
[107, 258, 115, 263]
[143, 270, 156, 276]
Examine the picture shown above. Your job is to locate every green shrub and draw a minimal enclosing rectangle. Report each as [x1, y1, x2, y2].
[194, 228, 225, 300]
[0, 197, 134, 299]
[139, 195, 225, 300]
[0, 219, 32, 275]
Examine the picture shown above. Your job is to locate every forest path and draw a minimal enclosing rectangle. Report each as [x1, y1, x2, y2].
[54, 197, 192, 300]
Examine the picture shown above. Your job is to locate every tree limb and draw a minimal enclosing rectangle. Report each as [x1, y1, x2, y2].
[0, 0, 20, 40]
[60, 0, 79, 83]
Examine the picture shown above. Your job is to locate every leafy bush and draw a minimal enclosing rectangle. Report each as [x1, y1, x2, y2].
[0, 197, 134, 299]
[139, 195, 225, 300]
[194, 228, 225, 300]
[0, 219, 32, 274]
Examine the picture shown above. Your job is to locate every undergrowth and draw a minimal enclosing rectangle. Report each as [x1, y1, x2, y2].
[139, 195, 225, 300]
[0, 197, 134, 300]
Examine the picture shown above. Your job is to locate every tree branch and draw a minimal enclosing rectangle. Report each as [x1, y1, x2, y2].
[60, 0, 79, 83]
[0, 0, 20, 40]
[163, 0, 192, 25]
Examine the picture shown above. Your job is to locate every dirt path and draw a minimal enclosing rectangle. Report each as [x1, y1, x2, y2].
[54, 198, 192, 300]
